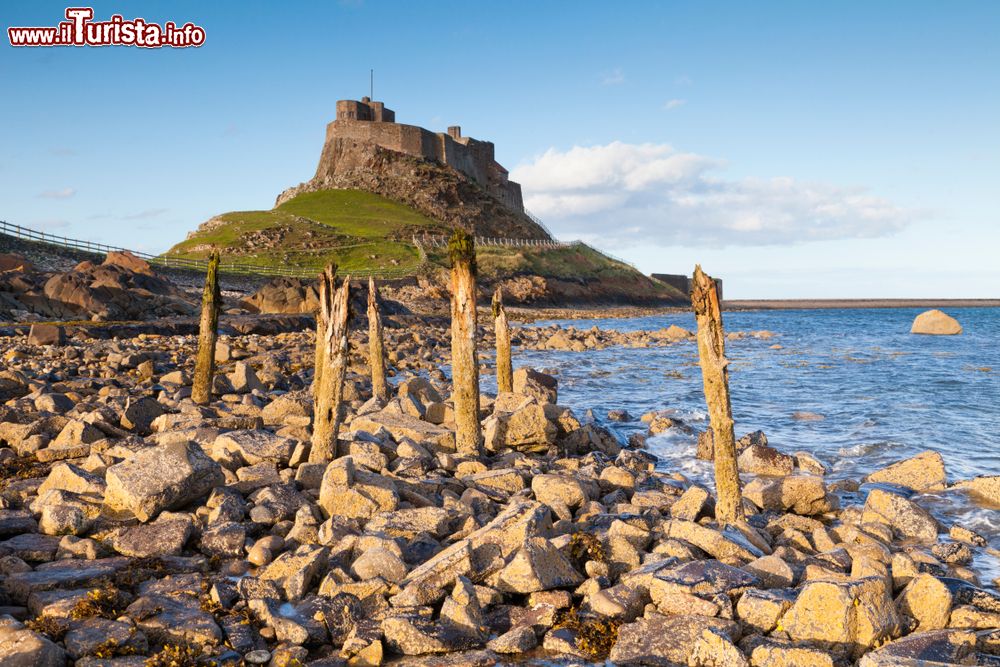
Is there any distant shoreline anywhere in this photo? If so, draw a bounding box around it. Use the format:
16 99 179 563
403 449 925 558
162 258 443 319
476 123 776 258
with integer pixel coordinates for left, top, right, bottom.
723 298 1000 310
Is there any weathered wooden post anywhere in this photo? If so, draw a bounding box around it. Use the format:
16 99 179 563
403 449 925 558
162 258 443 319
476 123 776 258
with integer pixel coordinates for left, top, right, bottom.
312 266 335 403
192 251 221 405
449 229 482 455
367 276 389 403
310 268 351 462
692 264 744 524
492 287 513 394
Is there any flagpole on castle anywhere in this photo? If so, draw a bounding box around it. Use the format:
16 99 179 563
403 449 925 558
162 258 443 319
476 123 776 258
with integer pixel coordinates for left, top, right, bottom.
370 69 373 99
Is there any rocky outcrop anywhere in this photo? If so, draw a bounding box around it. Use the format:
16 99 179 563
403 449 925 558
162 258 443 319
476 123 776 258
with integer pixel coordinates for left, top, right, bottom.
1 254 195 322
910 309 962 335
279 141 549 240
241 277 320 314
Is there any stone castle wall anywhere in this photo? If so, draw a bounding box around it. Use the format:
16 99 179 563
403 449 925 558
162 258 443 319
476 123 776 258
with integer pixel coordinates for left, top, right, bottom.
316 99 524 213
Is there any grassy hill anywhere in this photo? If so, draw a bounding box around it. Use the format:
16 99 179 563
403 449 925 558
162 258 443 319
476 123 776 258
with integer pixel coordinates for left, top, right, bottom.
166 190 448 274
167 187 686 303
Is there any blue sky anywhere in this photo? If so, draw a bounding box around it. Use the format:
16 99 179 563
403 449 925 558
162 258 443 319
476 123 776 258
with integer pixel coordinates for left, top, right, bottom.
2 1 997 298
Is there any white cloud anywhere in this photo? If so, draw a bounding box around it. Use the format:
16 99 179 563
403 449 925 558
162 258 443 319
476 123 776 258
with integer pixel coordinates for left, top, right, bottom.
601 68 625 85
663 99 687 110
37 187 76 199
512 142 912 247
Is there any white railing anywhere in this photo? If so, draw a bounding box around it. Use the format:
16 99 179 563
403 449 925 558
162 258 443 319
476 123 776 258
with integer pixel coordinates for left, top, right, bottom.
413 234 568 249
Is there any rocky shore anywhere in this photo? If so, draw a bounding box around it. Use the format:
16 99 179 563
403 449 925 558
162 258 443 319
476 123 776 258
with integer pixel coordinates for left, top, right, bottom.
1 285 1000 666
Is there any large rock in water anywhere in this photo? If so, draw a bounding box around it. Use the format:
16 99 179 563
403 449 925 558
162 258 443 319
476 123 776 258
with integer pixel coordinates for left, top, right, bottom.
953 475 1000 506
861 488 938 542
910 309 962 335
863 450 947 492
104 441 224 521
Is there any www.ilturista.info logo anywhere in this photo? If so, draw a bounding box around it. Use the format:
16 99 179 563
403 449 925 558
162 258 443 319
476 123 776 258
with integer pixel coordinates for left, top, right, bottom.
8 7 206 48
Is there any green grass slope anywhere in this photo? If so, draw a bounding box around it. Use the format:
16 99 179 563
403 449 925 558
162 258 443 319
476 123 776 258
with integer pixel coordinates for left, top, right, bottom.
166 189 448 273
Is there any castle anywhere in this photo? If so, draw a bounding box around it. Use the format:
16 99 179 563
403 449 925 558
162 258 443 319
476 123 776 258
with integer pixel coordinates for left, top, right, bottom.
318 97 525 213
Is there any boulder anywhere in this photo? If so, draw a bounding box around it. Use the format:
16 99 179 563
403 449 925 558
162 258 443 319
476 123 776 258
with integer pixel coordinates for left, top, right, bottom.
104 441 224 521
863 450 947 492
352 547 408 584
895 573 955 631
64 617 147 659
610 613 739 666
228 362 266 393
910 309 962 335
27 324 65 347
119 396 164 434
498 536 583 593
382 612 483 655
111 512 192 558
38 463 105 498
487 625 538 654
51 419 103 449
737 444 794 476
735 588 795 633
318 457 399 520
663 520 764 564
671 486 712 521
781 577 902 658
42 262 193 321
512 368 558 404
486 404 557 452
103 250 153 275
746 640 835 667
857 629 978 666
212 429 295 467
954 474 1000 506
398 377 443 406
688 628 748 667
352 409 455 451
0 253 34 272
126 594 223 647
742 475 836 515
0 621 66 667
861 488 938 542
649 559 761 603
392 499 552 607
261 394 311 425
531 474 588 509
259 544 329 600
242 277 319 314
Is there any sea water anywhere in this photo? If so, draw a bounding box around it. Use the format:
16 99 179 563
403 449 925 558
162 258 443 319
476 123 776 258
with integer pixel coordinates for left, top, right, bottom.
505 307 1000 581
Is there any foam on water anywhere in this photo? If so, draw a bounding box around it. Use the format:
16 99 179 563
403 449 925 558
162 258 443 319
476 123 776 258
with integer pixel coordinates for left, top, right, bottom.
512 306 1000 583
